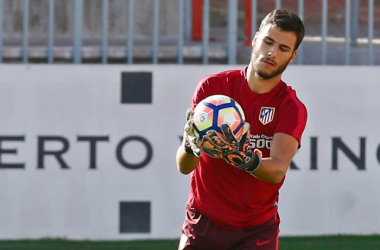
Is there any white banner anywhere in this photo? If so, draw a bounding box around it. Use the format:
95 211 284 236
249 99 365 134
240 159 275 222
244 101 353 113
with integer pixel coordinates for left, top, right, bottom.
0 65 379 240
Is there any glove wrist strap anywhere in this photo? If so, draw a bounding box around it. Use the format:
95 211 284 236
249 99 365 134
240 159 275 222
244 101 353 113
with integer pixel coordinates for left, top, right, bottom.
245 151 262 173
184 141 195 155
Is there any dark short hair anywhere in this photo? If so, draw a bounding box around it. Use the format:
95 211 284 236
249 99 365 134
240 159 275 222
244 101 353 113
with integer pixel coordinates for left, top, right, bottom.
259 8 305 50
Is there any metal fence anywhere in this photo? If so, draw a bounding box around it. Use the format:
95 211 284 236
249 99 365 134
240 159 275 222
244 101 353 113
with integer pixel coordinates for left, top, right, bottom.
0 0 377 65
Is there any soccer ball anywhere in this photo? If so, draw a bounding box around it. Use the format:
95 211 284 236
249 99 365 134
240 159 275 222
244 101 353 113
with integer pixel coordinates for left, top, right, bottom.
192 95 246 140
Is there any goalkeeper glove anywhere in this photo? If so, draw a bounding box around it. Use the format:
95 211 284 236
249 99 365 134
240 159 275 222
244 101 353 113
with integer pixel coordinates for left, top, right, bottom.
201 129 225 159
201 122 250 160
203 123 262 173
182 108 202 157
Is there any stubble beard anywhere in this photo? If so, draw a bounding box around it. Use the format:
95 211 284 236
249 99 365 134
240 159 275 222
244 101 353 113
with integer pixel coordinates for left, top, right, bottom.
251 49 291 80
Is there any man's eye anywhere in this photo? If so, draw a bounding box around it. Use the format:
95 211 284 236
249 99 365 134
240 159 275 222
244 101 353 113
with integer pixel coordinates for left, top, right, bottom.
280 47 290 52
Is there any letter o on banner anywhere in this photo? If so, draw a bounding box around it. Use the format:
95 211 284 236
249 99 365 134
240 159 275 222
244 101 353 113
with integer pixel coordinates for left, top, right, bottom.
116 136 153 169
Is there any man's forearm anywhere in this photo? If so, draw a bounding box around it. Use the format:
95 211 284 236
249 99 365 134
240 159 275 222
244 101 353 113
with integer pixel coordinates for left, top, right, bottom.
176 146 200 175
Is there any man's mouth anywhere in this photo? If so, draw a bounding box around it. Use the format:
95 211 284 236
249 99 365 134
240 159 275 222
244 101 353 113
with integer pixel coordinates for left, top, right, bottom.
261 58 275 66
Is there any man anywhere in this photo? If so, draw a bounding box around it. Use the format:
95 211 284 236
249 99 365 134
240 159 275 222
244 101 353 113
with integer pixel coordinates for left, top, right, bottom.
176 8 307 250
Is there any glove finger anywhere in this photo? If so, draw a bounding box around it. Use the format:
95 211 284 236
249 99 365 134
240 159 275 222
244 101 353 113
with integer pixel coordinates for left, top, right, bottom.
188 133 200 147
242 122 250 135
202 133 221 148
241 122 250 140
234 122 250 142
184 109 195 134
223 150 247 169
204 129 217 137
185 108 194 122
184 120 191 133
202 141 222 158
245 149 262 173
219 124 237 144
201 131 226 159
185 120 198 140
203 130 230 146
191 144 201 157
253 148 262 158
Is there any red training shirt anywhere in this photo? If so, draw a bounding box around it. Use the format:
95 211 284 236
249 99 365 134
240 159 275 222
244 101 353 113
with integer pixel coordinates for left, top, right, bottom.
187 67 308 230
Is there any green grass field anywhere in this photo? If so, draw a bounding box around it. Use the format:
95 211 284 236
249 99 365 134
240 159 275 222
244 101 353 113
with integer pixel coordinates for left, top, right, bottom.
0 236 379 250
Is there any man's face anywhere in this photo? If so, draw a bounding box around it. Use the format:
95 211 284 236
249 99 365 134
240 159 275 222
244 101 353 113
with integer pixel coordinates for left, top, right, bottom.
251 24 297 80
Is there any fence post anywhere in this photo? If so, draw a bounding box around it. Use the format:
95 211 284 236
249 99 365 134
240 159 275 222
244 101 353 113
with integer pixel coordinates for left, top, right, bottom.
350 0 359 46
152 0 159 64
47 0 55 64
344 0 351 65
321 0 327 65
73 0 83 64
101 0 109 64
177 0 184 64
227 0 237 64
367 0 374 65
127 0 134 64
202 0 209 64
22 0 29 64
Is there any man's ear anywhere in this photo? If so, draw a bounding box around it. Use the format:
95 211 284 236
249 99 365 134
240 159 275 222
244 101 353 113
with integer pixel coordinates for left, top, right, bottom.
289 50 298 64
251 31 259 47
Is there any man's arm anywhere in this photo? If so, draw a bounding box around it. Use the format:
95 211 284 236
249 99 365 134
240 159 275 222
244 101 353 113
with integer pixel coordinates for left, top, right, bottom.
176 135 201 175
252 132 299 184
176 108 202 175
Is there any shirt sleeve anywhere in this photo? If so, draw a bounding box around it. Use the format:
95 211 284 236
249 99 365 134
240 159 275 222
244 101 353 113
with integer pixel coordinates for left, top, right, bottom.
190 75 221 110
274 100 308 148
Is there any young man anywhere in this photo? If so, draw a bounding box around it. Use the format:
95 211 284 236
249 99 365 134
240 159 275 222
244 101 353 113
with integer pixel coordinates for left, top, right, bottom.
176 9 307 250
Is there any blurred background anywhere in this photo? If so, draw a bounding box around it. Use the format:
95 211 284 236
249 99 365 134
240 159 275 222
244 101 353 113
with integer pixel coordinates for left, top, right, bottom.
1 0 380 248
1 0 379 65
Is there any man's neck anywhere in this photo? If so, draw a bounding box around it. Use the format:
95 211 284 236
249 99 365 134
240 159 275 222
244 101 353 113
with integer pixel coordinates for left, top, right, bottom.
246 63 282 94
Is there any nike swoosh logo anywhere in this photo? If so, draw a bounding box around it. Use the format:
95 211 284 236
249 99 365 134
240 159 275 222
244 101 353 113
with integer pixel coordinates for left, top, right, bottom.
256 240 271 246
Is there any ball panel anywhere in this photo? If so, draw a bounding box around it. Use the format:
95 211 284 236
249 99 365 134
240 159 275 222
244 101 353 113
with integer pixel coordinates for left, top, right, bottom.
236 104 245 120
192 95 245 140
232 125 244 140
217 107 241 131
193 106 214 132
203 95 232 106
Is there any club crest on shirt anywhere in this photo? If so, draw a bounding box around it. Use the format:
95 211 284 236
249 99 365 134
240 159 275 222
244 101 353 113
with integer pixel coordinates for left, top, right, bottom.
259 107 275 125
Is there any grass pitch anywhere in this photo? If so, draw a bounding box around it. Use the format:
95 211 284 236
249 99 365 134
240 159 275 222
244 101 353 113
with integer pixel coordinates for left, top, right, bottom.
0 235 379 249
